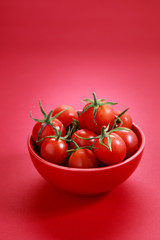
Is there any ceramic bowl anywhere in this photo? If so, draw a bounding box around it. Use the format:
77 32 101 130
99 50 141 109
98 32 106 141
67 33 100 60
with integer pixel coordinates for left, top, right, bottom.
27 123 145 196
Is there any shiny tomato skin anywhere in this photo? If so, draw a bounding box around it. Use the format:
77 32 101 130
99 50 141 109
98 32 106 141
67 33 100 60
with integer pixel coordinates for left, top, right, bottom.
113 128 139 158
94 133 127 165
51 105 78 128
70 129 97 149
40 138 68 164
78 112 86 129
32 119 66 147
81 102 115 134
115 111 132 129
68 149 98 168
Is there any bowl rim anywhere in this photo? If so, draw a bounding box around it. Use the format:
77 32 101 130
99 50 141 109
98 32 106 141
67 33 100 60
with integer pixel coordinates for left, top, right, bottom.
27 123 145 172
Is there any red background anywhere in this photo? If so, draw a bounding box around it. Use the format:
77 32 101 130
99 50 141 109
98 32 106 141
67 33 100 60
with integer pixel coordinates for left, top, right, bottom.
1 0 160 239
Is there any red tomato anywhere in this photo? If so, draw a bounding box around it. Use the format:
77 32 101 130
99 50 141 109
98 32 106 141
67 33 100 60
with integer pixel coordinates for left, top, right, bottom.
68 149 98 168
40 138 68 164
94 133 127 165
115 111 132 129
70 129 97 149
78 111 86 129
81 101 115 134
113 128 139 158
32 118 66 147
52 105 78 128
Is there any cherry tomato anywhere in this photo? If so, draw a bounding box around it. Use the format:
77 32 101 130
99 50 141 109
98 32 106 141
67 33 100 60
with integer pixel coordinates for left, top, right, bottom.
78 111 86 129
81 101 115 134
113 128 139 158
94 133 127 165
115 111 132 129
40 138 68 164
32 118 66 147
52 105 78 128
68 149 98 168
70 129 97 149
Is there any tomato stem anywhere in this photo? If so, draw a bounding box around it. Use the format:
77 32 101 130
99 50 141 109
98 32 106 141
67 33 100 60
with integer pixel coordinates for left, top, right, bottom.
81 92 118 126
72 140 80 149
45 110 54 122
108 127 130 134
37 122 48 140
93 92 98 106
50 108 69 121
30 101 69 141
56 125 63 140
39 100 47 118
67 141 96 153
101 126 109 138
74 134 100 140
111 108 129 129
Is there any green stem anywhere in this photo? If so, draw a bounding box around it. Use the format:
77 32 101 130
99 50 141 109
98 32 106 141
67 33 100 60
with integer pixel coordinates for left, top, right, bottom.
50 108 69 121
37 122 47 140
39 100 47 118
31 101 70 141
101 126 108 138
93 92 98 106
74 134 100 140
56 125 63 140
118 108 129 118
72 140 80 149
45 110 53 122
47 123 59 138
108 127 130 134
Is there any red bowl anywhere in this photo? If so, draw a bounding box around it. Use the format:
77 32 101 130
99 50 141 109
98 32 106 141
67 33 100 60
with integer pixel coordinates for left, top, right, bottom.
27 123 145 196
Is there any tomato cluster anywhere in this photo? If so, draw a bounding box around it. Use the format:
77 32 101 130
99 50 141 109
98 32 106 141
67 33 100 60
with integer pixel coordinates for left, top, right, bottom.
30 93 139 168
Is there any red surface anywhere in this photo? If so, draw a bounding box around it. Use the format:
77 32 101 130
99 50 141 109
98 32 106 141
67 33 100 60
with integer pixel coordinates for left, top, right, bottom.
1 0 160 239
